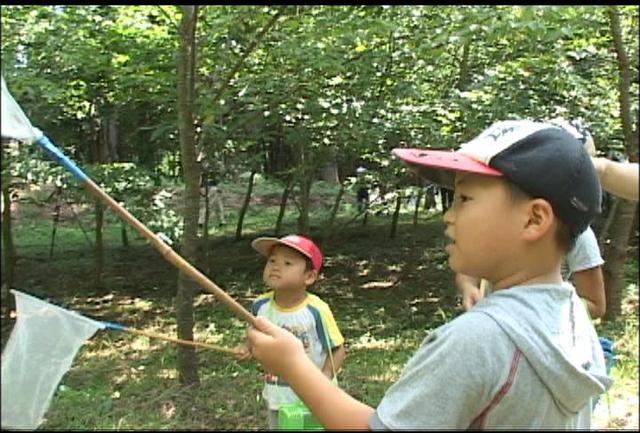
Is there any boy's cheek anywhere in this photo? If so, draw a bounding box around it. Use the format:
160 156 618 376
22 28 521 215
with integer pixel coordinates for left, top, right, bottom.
447 257 459 273
446 253 467 275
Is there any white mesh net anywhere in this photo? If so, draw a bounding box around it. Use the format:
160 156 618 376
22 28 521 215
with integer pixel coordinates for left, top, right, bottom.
1 76 41 143
1 290 105 430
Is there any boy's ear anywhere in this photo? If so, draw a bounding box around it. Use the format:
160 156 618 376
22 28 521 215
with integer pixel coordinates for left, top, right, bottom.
304 269 319 286
521 199 555 242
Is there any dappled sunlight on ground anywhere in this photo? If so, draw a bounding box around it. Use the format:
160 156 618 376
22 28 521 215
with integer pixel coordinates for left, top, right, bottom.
349 331 413 351
360 279 398 290
157 368 179 379
366 368 403 384
593 377 639 430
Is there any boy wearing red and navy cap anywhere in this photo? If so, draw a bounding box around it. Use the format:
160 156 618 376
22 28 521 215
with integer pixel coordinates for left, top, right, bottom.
245 120 611 430
234 234 346 430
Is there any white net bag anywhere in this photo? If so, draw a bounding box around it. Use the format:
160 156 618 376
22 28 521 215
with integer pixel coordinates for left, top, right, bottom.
1 76 41 143
1 290 105 429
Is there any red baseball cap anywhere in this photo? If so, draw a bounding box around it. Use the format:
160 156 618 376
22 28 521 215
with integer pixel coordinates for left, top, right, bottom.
251 235 323 271
391 148 502 189
392 120 602 237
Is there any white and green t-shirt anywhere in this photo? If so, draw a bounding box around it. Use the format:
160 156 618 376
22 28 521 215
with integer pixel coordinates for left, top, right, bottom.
251 291 344 410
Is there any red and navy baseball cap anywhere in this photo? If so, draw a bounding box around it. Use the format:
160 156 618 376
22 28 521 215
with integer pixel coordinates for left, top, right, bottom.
392 120 602 237
251 234 323 271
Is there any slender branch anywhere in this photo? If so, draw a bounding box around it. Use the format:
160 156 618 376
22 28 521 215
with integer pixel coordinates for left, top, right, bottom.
608 6 638 161
123 327 236 354
207 6 286 112
157 6 179 33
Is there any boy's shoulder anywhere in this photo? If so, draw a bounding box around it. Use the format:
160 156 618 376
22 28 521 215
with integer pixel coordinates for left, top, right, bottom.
467 283 582 346
402 312 516 386
437 309 509 343
306 292 332 310
251 291 274 309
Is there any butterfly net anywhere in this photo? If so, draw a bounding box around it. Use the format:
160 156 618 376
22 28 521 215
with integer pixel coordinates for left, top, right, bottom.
1 76 40 143
1 290 105 429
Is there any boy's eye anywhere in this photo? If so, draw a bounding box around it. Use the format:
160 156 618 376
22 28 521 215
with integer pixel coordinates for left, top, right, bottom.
455 194 471 204
284 261 292 266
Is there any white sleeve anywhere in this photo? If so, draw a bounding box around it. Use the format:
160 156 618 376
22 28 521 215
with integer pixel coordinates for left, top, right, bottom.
566 227 604 274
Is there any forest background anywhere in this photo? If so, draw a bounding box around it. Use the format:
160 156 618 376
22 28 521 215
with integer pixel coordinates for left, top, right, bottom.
1 5 638 429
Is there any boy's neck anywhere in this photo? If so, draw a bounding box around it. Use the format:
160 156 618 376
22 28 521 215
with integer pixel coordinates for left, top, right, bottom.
487 235 565 291
273 288 308 309
492 261 563 291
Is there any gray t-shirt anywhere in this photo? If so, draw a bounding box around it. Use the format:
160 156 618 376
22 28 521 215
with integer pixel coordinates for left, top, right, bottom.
370 284 611 429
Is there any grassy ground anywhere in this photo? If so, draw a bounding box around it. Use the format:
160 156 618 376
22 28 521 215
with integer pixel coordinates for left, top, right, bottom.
1 179 638 430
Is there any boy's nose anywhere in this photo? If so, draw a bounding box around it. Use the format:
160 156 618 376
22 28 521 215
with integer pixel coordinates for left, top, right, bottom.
269 262 281 271
443 207 454 225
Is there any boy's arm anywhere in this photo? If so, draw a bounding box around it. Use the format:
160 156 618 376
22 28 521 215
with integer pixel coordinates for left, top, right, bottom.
592 157 639 201
573 266 606 318
321 345 347 379
248 317 374 430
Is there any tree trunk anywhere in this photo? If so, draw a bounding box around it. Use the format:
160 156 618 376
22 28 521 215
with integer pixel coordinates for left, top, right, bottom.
49 186 62 259
120 222 129 248
598 197 620 248
609 7 639 158
602 199 637 321
275 175 293 237
319 160 339 183
200 182 212 274
440 187 453 213
235 170 256 241
91 113 120 284
201 182 210 235
297 172 313 236
326 181 346 230
2 185 16 317
101 117 119 162
412 187 423 228
602 6 639 322
94 200 104 289
390 192 402 239
90 121 107 289
175 4 200 386
630 205 639 245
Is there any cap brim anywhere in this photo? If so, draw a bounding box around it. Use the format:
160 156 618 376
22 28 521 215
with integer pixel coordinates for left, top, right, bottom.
251 237 314 264
251 238 279 258
392 148 503 189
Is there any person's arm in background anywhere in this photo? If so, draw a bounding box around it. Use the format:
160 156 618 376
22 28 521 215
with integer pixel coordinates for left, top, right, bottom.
322 345 347 379
317 303 347 380
592 157 639 201
565 227 606 319
573 266 606 318
455 273 484 311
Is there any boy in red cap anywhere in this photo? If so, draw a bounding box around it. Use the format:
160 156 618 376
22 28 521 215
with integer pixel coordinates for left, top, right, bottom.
234 234 346 430
245 120 611 429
